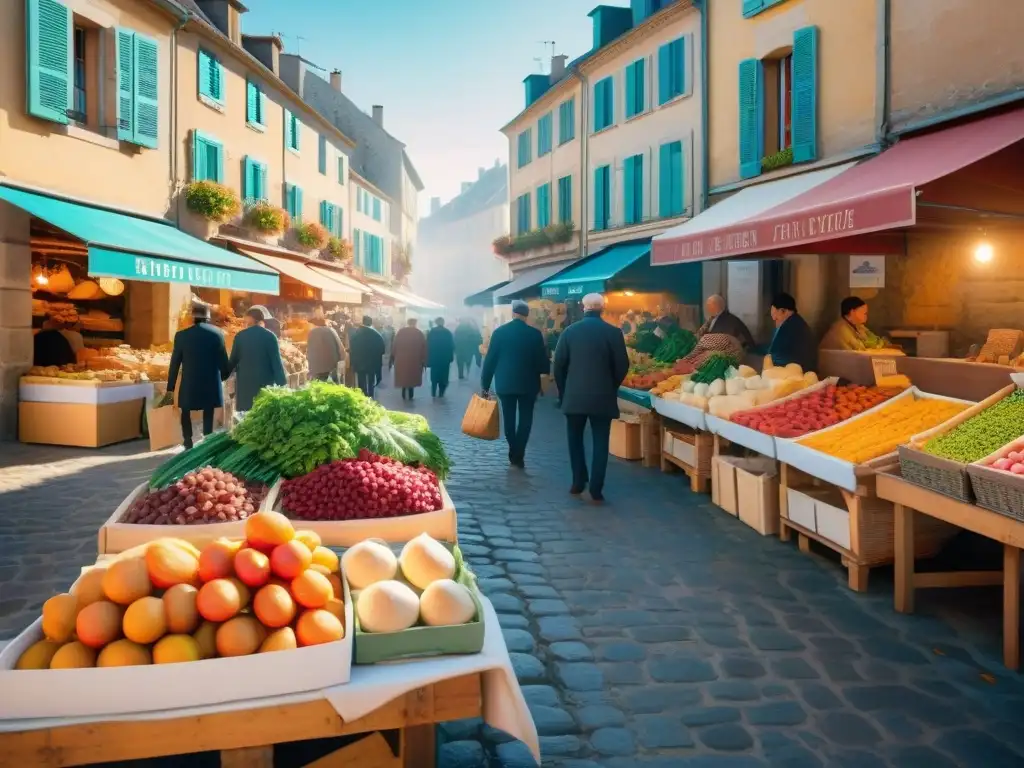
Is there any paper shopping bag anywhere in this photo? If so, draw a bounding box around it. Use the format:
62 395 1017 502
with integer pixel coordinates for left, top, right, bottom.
148 405 183 451
461 394 500 440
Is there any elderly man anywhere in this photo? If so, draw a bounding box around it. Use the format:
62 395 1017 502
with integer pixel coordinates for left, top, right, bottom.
553 293 629 502
481 300 550 468
697 295 755 349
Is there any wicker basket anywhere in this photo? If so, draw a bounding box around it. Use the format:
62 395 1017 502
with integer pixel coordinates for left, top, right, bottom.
967 436 1024 522
852 491 958 566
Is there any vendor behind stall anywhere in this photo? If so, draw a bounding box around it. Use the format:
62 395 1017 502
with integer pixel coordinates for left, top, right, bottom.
819 296 890 352
33 320 76 367
697 295 754 350
768 292 816 372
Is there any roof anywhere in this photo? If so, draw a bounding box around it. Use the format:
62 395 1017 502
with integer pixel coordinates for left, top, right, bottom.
500 55 589 133
403 151 425 192
349 169 391 202
420 164 508 228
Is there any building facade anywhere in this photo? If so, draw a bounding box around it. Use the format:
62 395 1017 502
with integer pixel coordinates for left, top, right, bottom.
349 172 392 280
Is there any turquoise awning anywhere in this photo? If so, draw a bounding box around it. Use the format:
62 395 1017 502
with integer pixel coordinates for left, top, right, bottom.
540 240 651 300
0 185 279 294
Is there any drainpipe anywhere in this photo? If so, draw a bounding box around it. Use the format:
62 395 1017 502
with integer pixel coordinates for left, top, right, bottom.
579 70 589 261
875 0 892 145
697 0 709 213
169 10 189 226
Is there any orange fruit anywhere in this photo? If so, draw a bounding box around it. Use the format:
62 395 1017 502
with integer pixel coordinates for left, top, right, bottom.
253 584 296 628
270 540 312 580
294 530 321 552
198 539 243 582
76 600 124 649
123 596 167 644
153 634 202 664
145 540 200 589
216 615 265 657
196 578 244 622
291 570 333 609
311 546 339 572
259 626 298 653
234 548 271 588
244 511 294 554
296 609 344 646
163 584 200 634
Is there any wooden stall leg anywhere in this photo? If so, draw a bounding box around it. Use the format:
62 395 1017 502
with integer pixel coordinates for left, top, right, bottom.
847 564 870 593
221 746 273 768
798 534 810 553
779 520 792 543
304 733 398 768
1004 545 1021 671
402 724 437 768
894 503 916 614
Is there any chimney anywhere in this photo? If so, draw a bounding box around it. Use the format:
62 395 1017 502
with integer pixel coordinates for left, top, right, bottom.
195 0 244 45
430 197 441 215
478 167 486 180
372 105 384 127
461 182 473 194
330 70 342 91
550 54 568 83
241 35 281 76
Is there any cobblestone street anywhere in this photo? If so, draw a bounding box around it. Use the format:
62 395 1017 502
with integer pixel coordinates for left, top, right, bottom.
3 378 1024 766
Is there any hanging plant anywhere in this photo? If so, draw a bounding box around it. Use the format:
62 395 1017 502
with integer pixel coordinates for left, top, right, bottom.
295 221 329 249
492 234 513 256
392 242 412 278
325 237 351 261
243 201 289 235
185 181 241 222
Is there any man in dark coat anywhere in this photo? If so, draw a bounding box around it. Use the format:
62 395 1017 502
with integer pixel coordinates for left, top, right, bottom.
453 319 483 379
553 293 629 503
349 315 386 398
767 292 817 374
698 295 755 350
481 301 549 468
426 317 456 397
167 303 230 449
227 307 287 412
250 305 282 338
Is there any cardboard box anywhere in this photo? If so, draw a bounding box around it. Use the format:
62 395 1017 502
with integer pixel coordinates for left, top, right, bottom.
662 430 675 456
814 493 851 549
0 555 353 719
736 462 780 536
670 432 696 466
19 399 144 448
714 456 740 516
785 487 819 531
610 419 642 460
711 456 722 507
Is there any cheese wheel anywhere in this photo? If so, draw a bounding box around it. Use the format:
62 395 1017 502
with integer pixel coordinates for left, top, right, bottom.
341 540 397 590
419 579 476 627
356 580 419 633
399 533 456 590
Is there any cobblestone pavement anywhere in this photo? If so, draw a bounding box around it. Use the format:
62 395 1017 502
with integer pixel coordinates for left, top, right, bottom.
2 377 1024 766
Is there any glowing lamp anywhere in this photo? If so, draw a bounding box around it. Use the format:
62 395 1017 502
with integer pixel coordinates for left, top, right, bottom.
974 242 994 264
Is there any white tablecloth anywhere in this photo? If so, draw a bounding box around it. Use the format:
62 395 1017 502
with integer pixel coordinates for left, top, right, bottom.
0 599 540 763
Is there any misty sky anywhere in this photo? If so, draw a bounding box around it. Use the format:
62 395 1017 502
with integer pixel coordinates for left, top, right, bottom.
242 0 611 210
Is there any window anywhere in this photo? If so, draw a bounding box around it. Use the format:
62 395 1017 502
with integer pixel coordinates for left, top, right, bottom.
111 28 159 147
197 49 224 106
624 154 643 225
515 192 531 235
538 113 553 156
71 26 86 123
517 129 532 168
593 165 610 231
318 134 327 175
245 79 266 128
242 156 267 203
320 201 342 237
192 130 224 183
337 155 347 185
657 37 686 105
625 58 645 119
557 175 572 224
558 99 575 145
762 53 794 156
354 228 362 266
592 77 614 132
372 196 382 222
658 140 684 218
536 183 551 229
284 109 300 152
362 232 384 274
284 183 303 221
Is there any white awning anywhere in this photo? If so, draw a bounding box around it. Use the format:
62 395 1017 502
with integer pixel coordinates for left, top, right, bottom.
238 249 364 304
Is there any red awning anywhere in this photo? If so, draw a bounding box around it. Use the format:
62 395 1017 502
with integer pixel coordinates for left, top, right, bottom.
652 107 1024 264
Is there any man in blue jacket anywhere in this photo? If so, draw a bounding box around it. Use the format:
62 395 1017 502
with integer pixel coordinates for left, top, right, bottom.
167 303 230 449
554 293 629 502
227 307 288 412
481 301 550 468
767 292 817 374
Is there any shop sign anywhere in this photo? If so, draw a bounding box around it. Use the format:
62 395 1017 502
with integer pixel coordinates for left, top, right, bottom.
566 284 584 296
651 186 915 265
88 247 280 294
849 255 885 288
541 285 561 298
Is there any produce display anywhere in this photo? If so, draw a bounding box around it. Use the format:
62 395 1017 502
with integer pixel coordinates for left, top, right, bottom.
232 382 450 479
690 353 738 384
650 375 687 396
26 365 138 383
15 512 345 670
798 395 969 464
627 331 661 356
149 432 280 489
652 329 697 364
664 359 818 417
623 363 672 390
990 449 1024 475
730 384 902 438
281 450 443 521
922 389 1024 463
279 339 308 375
344 535 478 633
121 468 269 525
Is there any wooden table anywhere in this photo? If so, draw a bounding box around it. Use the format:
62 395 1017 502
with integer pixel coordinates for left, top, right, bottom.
0 673 481 767
875 472 1023 670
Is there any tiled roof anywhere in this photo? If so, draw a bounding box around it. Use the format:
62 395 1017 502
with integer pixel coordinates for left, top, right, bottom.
420 165 507 228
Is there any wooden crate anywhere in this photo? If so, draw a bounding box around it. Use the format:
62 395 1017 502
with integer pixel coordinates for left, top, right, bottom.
640 411 662 468
659 420 713 494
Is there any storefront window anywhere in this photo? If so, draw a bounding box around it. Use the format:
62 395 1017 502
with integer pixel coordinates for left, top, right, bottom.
779 53 793 151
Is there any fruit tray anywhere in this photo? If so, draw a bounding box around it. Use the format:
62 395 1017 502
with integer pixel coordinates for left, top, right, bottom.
652 396 706 431
273 483 457 547
776 388 972 493
346 544 484 665
0 557 353 720
967 436 1024 522
97 480 281 555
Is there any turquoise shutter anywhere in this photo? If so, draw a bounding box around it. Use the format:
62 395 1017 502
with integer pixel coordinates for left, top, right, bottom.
659 141 683 217
284 183 293 216
258 90 267 126
192 132 207 181
243 157 254 202
319 200 328 229
197 50 210 99
593 167 605 230
284 109 293 149
791 25 819 163
524 192 531 232
115 29 134 140
211 57 222 102
132 34 159 148
743 0 763 16
26 0 72 124
657 43 670 105
258 163 268 201
373 197 381 221
318 135 327 174
738 58 764 179
593 81 603 132
625 64 636 120
246 81 257 123
295 187 303 221
624 157 635 224
674 38 686 97
212 140 224 183
337 206 344 237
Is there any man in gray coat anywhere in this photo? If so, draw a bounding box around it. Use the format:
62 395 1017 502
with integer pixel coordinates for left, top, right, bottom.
553 293 629 502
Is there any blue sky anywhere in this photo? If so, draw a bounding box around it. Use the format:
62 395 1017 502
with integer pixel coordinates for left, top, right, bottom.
243 0 617 210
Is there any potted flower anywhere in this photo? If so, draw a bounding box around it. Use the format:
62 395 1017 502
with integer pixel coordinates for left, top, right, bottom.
324 237 352 262
243 201 289 238
182 181 240 239
295 221 329 251
492 234 513 256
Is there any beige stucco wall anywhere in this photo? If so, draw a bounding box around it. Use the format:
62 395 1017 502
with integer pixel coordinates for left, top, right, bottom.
708 0 879 189
889 0 1024 131
282 113 351 237
583 7 703 242
0 0 176 215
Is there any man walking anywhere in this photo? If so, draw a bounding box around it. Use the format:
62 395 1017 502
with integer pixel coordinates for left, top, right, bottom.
349 315 386 398
228 307 288 412
167 303 230 449
427 317 455 397
481 301 549 468
553 293 629 502
306 316 346 382
391 318 428 401
454 319 483 380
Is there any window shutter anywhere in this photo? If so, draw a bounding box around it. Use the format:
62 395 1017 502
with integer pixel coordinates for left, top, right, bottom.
284 109 293 149
657 43 670 106
624 156 635 224
192 131 206 181
318 135 327 174
246 80 257 123
625 65 636 120
675 141 685 215
593 81 603 132
373 197 381 221
743 0 764 16
211 57 222 102
791 25 819 163
524 192 531 232
294 187 303 221
319 200 328 229
258 90 267 126
197 51 210 98
676 38 687 97
593 167 606 230
26 0 72 124
243 157 254 202
210 139 224 183
738 58 764 179
258 163 268 201
115 29 134 140
284 183 293 216
132 34 159 148
337 206 343 237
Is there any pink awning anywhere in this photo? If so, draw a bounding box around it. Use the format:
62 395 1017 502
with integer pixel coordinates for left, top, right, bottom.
652 107 1024 264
